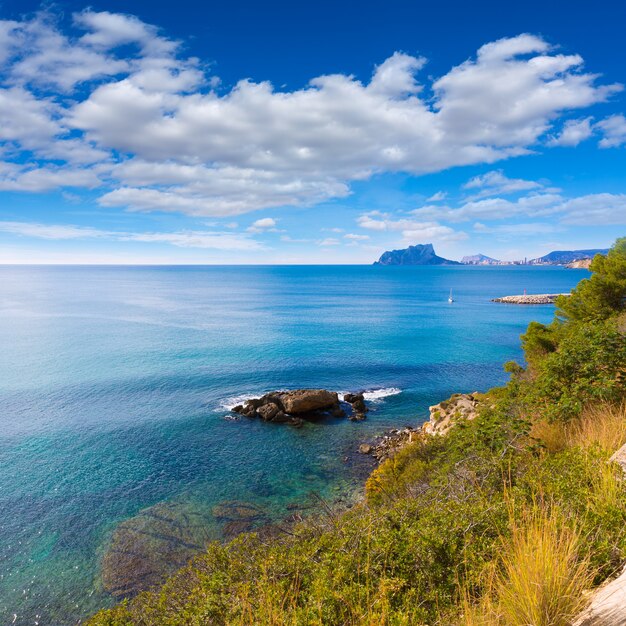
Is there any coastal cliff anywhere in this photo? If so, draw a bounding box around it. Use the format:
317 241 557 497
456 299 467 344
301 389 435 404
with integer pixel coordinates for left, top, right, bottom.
89 237 626 626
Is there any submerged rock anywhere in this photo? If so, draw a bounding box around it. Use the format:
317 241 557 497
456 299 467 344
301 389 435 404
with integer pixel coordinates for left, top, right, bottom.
211 500 266 522
101 501 214 599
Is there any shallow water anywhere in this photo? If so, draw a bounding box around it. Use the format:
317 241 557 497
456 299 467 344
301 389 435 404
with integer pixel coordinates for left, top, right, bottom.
0 265 587 625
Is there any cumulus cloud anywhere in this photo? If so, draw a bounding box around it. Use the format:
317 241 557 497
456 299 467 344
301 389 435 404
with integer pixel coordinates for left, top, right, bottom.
411 193 563 222
357 212 467 242
0 12 622 216
597 114 626 148
547 117 594 147
0 163 101 191
408 188 626 228
247 217 279 232
463 170 544 198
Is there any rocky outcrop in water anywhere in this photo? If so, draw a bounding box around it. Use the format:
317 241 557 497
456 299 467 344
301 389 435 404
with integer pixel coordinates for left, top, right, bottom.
344 392 368 420
232 389 371 423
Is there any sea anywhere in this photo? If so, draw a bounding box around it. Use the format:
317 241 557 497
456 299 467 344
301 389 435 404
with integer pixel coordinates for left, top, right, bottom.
0 264 588 625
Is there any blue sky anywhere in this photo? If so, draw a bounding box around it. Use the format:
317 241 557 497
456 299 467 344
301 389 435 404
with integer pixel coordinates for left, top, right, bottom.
0 0 625 264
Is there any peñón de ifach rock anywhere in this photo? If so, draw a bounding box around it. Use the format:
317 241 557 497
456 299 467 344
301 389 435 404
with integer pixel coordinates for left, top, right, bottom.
373 243 460 266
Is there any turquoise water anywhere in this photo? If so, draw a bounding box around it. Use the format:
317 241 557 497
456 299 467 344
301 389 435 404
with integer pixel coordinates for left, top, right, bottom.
0 265 587 625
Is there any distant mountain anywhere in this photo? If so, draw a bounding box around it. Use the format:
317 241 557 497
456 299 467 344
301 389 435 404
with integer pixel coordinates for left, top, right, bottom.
461 253 500 265
374 243 460 266
530 249 609 265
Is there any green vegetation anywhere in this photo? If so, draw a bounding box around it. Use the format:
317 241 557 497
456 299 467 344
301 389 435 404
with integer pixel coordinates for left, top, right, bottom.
89 239 626 626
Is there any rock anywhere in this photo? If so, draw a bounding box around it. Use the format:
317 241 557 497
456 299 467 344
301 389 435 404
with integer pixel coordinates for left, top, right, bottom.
257 402 280 421
241 404 257 417
369 427 421 461
359 444 372 454
349 413 367 421
101 501 214 599
331 406 346 418
222 519 256 540
229 388 368 426
423 393 479 436
271 410 290 423
211 500 265 522
344 392 368 415
280 389 339 414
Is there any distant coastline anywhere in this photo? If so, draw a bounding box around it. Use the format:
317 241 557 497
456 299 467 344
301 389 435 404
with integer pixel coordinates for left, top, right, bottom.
373 242 608 267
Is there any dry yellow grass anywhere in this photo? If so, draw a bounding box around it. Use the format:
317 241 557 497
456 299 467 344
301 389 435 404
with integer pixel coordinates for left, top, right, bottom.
531 403 626 455
461 507 595 626
566 403 626 452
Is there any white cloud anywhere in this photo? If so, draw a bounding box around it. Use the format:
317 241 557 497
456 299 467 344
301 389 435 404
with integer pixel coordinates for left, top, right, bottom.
547 117 594 147
463 169 543 198
558 193 626 224
413 189 626 227
0 13 621 217
357 212 467 242
0 162 101 191
597 114 626 148
344 233 370 240
427 191 447 202
411 193 563 222
121 230 263 250
473 222 560 235
401 224 468 242
0 220 264 250
0 220 106 239
318 237 340 246
247 217 278 232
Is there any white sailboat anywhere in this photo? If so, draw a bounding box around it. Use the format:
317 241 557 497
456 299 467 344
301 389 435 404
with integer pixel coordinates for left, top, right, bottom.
448 289 454 303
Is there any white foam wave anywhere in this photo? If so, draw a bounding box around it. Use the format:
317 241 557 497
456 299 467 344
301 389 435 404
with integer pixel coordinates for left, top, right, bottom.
218 387 402 411
217 394 258 411
362 387 402 402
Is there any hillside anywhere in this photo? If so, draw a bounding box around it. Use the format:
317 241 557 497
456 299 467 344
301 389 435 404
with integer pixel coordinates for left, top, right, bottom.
461 253 500 265
90 238 626 626
531 248 609 264
374 243 460 265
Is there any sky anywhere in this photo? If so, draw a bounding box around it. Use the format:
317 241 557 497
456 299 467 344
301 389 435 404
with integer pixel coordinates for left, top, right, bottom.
0 0 625 264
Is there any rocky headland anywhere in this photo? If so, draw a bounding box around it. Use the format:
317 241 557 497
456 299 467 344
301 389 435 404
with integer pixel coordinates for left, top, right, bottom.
566 258 593 269
231 388 369 424
360 392 480 462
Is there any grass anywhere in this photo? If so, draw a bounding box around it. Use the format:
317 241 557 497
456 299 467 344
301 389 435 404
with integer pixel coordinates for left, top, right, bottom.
531 402 626 455
461 508 594 626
